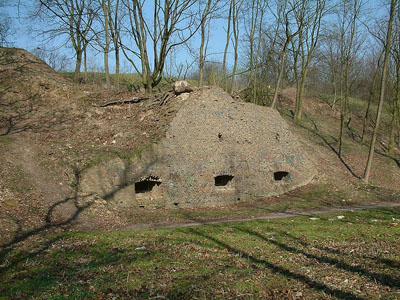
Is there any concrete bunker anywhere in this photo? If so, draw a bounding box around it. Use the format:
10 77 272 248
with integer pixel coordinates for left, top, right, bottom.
79 87 315 208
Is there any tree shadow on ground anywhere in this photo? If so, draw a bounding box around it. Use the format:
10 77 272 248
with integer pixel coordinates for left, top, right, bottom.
268 209 400 271
0 157 157 274
0 88 72 137
329 113 400 170
233 225 400 289
187 227 366 300
375 142 400 168
0 167 92 274
298 114 361 179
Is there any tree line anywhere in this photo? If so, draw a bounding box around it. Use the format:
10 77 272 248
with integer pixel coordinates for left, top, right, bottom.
2 0 400 182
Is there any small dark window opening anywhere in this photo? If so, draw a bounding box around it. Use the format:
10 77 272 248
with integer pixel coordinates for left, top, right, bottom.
274 171 289 181
215 175 234 186
135 176 162 194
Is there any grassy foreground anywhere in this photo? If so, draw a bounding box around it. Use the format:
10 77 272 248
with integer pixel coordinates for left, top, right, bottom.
1 208 400 300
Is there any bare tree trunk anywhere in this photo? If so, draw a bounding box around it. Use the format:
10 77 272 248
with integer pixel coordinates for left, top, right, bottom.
74 50 83 83
339 101 345 157
199 24 205 86
101 0 111 90
104 50 111 90
388 24 400 154
338 0 361 158
113 0 120 75
271 49 287 109
229 0 242 94
199 0 212 87
388 73 400 155
294 68 308 121
247 0 259 103
363 0 397 183
339 65 351 158
330 53 339 110
107 0 120 88
388 110 397 155
115 47 119 74
331 73 337 109
293 0 326 122
361 50 384 144
84 47 88 83
222 0 233 91
114 44 120 90
253 7 264 105
338 57 345 157
271 1 301 109
361 93 372 144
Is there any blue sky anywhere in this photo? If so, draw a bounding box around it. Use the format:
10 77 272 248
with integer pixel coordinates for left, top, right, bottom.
1 1 233 74
1 0 390 74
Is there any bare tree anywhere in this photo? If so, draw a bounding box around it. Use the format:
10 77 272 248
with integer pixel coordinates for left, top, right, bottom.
335 0 364 158
198 0 218 87
255 2 284 105
108 0 121 75
291 0 326 122
361 48 384 144
31 46 72 72
120 0 202 93
37 0 97 82
93 0 112 90
0 14 13 47
222 0 233 91
244 0 267 103
228 0 244 93
320 27 341 109
387 7 400 154
271 0 302 109
97 0 122 88
363 0 398 182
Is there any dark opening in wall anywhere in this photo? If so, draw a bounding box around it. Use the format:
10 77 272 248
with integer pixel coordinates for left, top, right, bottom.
215 175 234 186
135 176 162 194
274 171 289 181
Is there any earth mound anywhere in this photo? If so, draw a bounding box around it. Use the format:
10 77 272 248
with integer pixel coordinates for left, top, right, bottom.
0 47 72 135
0 47 70 99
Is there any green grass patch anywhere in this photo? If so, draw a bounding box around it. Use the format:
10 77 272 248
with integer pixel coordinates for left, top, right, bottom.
319 93 392 121
2 207 400 299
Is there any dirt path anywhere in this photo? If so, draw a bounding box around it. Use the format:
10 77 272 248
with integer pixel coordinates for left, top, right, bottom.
121 202 400 231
